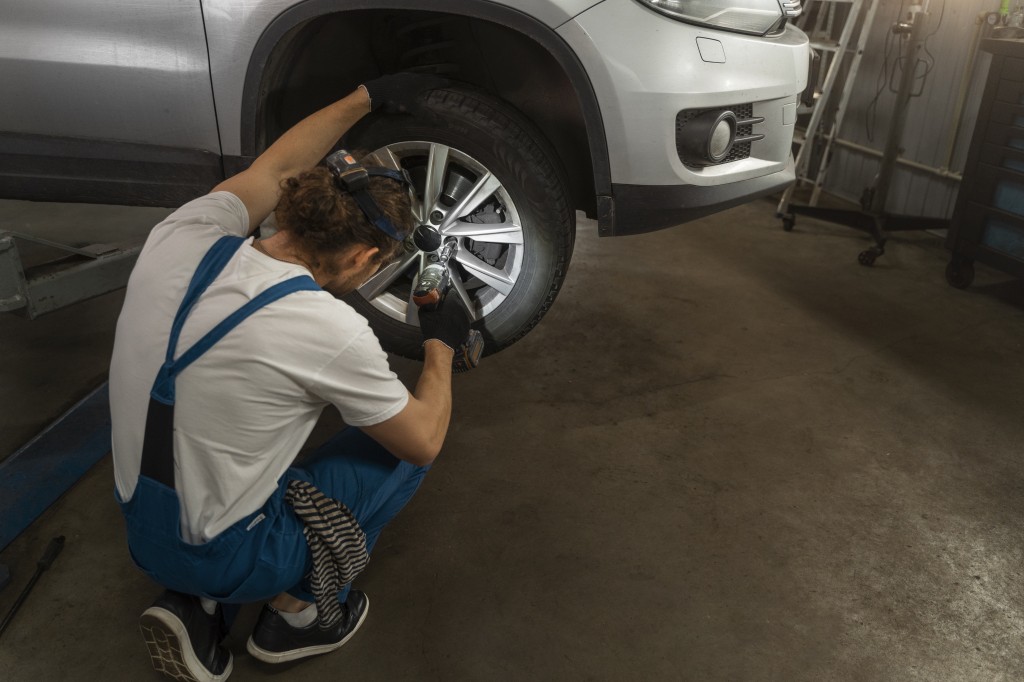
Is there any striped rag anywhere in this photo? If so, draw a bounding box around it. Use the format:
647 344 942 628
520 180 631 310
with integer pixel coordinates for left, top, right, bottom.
284 479 369 629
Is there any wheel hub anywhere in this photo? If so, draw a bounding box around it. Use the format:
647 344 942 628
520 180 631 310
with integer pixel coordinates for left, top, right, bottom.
412 224 443 253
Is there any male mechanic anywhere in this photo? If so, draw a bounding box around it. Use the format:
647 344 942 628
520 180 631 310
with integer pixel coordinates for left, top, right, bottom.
109 75 468 681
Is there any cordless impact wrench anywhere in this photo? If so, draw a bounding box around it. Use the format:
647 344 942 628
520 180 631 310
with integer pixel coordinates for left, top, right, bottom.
412 241 484 373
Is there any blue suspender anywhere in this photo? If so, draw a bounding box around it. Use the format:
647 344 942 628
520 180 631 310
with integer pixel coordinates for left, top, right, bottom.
139 235 321 488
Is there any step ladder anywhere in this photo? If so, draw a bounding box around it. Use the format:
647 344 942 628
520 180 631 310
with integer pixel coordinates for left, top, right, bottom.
777 0 881 219
775 2 949 267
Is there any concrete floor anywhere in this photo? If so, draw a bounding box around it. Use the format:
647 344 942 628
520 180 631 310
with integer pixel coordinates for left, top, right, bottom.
2 197 1023 681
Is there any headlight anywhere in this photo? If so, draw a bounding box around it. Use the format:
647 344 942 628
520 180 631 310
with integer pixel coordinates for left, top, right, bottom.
636 0 789 36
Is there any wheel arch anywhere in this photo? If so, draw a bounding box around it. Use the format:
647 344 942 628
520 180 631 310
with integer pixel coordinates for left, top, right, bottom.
238 1 610 217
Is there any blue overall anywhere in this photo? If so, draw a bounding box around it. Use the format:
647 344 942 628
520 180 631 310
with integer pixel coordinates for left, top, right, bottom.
118 235 429 605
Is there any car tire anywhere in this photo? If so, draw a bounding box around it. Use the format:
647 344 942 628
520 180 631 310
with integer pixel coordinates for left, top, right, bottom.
342 87 574 359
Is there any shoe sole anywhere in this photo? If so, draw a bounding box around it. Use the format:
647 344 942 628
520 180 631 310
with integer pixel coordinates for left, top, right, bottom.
245 596 370 664
139 606 233 682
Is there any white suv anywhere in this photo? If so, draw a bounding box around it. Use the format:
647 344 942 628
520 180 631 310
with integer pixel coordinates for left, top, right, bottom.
0 0 808 354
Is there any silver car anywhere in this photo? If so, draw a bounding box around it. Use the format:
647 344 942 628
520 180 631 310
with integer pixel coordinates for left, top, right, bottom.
0 0 808 354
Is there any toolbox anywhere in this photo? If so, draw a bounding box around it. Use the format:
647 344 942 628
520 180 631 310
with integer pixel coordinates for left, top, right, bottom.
945 37 1024 288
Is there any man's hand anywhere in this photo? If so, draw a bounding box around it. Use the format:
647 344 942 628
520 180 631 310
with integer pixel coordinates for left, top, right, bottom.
361 73 452 114
361 337 456 467
212 88 371 230
360 292 470 467
419 296 471 352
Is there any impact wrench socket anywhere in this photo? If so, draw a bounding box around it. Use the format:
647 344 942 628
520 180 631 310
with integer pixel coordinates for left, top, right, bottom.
413 256 483 374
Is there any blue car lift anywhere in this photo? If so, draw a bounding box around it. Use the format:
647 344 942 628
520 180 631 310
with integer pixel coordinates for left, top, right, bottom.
1 229 141 588
0 383 113 590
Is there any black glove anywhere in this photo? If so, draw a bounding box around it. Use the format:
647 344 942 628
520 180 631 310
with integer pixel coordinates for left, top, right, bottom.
361 73 452 113
419 296 471 352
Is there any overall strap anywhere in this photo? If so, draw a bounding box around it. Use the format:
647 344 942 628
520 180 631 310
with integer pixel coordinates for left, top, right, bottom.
151 275 321 405
166 235 247 366
139 235 320 489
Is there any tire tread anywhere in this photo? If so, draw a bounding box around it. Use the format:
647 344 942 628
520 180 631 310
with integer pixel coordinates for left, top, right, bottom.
421 88 574 351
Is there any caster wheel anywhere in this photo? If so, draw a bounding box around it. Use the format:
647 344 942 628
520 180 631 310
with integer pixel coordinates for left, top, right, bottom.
858 249 877 267
781 215 795 232
945 259 974 289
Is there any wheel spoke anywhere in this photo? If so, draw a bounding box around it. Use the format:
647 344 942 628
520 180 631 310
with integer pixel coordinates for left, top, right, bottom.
364 147 403 172
411 195 426 226
443 220 523 245
447 265 479 322
439 173 502 231
404 273 421 325
454 249 514 296
423 144 450 216
358 250 419 300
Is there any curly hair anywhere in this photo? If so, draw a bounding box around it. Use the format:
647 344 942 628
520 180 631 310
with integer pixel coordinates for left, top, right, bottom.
274 165 412 272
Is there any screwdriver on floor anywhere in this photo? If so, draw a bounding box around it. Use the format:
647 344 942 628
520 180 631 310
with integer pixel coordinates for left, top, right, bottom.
0 536 65 639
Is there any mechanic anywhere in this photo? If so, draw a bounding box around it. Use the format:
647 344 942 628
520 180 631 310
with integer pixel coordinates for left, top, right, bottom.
109 74 468 681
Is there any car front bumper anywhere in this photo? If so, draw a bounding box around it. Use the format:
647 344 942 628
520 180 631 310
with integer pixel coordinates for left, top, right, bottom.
559 0 809 235
599 155 795 236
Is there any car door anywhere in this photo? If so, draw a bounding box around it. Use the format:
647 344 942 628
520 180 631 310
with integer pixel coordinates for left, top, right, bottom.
0 0 223 206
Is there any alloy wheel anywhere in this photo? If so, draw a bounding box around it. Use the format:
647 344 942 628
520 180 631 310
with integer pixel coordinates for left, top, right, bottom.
357 141 525 324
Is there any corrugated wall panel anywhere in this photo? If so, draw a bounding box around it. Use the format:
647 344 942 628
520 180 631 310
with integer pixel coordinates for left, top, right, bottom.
822 0 999 217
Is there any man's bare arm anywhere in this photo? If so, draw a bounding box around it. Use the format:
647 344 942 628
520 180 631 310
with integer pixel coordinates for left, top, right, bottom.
212 88 371 231
361 341 454 467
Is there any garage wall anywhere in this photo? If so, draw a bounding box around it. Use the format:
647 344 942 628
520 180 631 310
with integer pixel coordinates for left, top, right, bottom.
822 0 1002 218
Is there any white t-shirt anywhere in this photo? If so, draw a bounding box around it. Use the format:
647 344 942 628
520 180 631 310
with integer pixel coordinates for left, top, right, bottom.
110 192 409 543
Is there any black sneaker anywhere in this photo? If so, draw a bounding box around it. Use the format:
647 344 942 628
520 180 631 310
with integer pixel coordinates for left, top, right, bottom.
139 590 233 682
246 591 369 664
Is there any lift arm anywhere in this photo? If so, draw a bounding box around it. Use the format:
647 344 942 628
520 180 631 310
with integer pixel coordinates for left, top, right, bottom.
0 232 141 318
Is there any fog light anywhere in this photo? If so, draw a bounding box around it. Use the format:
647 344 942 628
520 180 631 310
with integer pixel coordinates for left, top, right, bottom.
709 117 735 160
677 110 737 166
